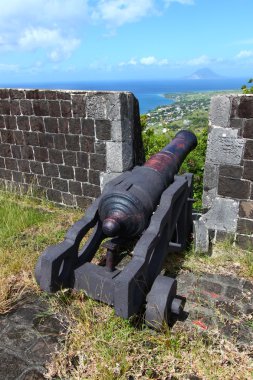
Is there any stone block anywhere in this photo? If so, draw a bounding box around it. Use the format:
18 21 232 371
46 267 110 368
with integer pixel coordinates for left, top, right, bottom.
244 140 253 159
38 133 54 148
52 178 68 192
23 131 39 146
44 118 58 133
33 100 49 116
18 159 30 173
45 90 57 100
23 172 36 185
5 158 18 171
82 183 101 198
80 136 95 153
236 234 253 250
59 165 74 179
219 165 243 179
238 96 253 118
239 200 253 219
54 134 66 150
106 141 122 172
86 94 106 119
77 152 88 168
37 175 52 188
0 89 9 98
58 118 69 134
89 153 106 171
202 197 239 233
0 100 10 115
20 100 33 115
10 89 25 99
76 196 92 209
82 119 95 136
66 135 80 151
0 168 12 180
0 144 12 157
237 218 253 234
243 160 253 181
69 181 82 196
243 119 253 138
72 94 86 117
230 118 244 129
62 193 76 206
30 117 45 132
57 91 71 100
17 116 30 131
218 177 250 199
193 219 210 253
30 161 43 175
34 147 49 162
26 90 45 99
105 93 122 121
99 172 120 190
88 169 100 185
1 130 14 144
205 127 243 165
47 189 62 203
0 157 4 168
95 142 106 155
209 95 231 128
12 170 22 182
21 146 34 160
48 101 61 117
0 116 5 129
10 100 21 116
49 149 63 164
43 163 59 177
61 101 72 117
63 151 76 166
13 130 24 145
95 120 112 140
69 119 81 134
11 145 21 159
5 115 17 130
75 167 88 182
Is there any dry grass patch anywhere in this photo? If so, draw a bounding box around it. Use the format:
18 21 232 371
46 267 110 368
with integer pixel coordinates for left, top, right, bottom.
0 190 82 313
44 290 253 380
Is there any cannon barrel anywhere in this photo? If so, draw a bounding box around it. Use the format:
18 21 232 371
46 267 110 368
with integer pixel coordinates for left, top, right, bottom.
99 130 197 238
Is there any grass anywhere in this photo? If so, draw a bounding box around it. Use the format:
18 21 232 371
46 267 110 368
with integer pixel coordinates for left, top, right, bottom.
0 190 252 379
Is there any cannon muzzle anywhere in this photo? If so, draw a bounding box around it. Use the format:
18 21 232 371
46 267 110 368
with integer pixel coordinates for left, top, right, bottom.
99 130 197 238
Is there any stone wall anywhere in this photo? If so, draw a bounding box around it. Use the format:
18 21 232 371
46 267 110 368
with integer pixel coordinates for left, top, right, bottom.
195 94 253 252
0 89 144 208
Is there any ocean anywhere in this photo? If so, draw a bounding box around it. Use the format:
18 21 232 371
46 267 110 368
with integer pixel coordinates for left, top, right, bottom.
2 78 245 114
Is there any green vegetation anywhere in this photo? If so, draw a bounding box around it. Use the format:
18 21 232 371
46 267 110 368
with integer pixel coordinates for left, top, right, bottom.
142 114 208 210
242 78 253 94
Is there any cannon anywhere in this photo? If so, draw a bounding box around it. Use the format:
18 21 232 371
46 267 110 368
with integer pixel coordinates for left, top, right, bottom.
35 130 197 329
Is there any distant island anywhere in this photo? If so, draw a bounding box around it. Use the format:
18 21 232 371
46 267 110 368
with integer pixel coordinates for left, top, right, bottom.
184 68 223 80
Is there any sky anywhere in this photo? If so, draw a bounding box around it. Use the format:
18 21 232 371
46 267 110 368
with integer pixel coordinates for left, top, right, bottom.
0 0 253 84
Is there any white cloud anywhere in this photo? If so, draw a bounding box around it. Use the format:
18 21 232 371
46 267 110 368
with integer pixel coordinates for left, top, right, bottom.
91 0 155 28
18 27 80 62
0 0 86 61
163 0 194 7
140 56 157 65
236 50 253 59
187 55 210 66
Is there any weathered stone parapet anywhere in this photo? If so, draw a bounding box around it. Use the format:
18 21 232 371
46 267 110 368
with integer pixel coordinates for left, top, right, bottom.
0 89 144 207
195 94 253 252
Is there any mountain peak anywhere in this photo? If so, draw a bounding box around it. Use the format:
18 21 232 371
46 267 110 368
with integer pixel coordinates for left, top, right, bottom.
185 68 222 80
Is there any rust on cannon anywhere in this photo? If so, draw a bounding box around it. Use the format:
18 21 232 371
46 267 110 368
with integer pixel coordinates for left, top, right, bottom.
99 130 197 238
